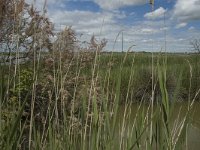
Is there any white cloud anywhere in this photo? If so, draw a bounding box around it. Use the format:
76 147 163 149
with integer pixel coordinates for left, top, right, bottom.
173 0 200 21
160 27 169 31
94 0 146 10
175 22 187 29
189 26 195 30
129 12 135 16
144 7 167 20
48 10 118 34
141 28 158 34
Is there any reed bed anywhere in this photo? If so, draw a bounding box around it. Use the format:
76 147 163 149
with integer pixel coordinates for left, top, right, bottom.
1 1 200 150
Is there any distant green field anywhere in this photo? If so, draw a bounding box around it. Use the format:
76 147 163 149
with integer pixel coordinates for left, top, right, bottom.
96 52 200 102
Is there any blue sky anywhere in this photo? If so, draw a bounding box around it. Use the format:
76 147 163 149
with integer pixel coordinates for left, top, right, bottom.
26 0 200 52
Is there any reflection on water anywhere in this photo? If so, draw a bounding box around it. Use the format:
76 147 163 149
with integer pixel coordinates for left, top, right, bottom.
117 102 200 150
187 125 200 150
182 102 200 150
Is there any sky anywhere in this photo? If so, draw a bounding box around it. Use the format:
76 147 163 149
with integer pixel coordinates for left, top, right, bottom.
25 0 200 52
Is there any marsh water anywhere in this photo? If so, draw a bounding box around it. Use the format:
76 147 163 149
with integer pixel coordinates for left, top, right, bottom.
117 102 200 150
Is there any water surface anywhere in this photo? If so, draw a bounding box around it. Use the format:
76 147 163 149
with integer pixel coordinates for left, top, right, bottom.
117 102 200 150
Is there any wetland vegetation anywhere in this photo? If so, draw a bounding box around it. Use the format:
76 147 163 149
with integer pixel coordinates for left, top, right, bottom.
1 0 200 149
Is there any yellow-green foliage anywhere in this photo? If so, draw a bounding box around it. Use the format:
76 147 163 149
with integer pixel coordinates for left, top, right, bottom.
10 69 33 95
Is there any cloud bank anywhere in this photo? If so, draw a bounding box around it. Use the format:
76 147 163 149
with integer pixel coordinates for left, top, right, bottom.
94 0 147 10
24 0 200 52
173 0 200 21
144 7 167 20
